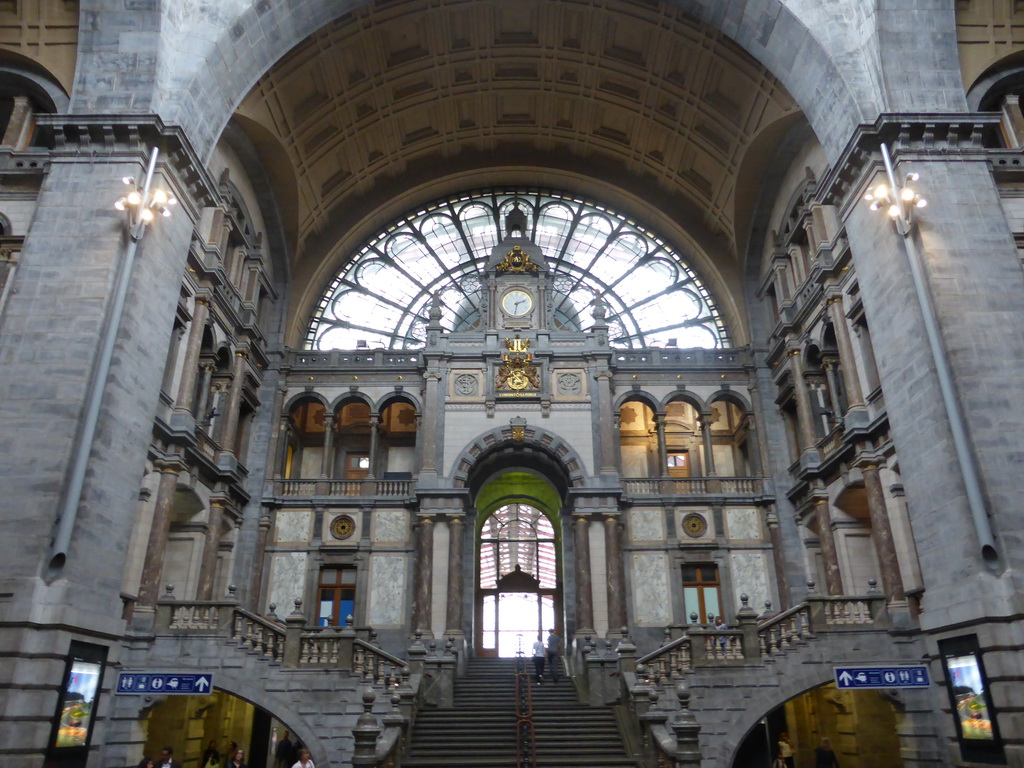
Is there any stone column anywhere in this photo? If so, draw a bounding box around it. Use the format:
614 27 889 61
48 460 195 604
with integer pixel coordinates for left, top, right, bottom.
594 370 618 475
194 362 215 425
699 410 716 476
195 500 225 600
445 516 466 635
419 373 441 473
826 295 865 409
411 516 435 634
172 295 210 416
654 413 668 476
249 512 272 612
1 96 32 148
743 410 762 475
821 358 843 416
603 514 627 630
573 514 595 633
218 349 247 453
138 461 185 607
765 509 790 610
861 463 906 602
367 413 380 479
320 411 335 479
789 349 818 453
813 496 843 595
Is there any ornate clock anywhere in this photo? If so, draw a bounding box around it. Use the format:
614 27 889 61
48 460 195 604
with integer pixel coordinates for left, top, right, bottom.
330 515 356 541
501 289 533 317
682 513 708 538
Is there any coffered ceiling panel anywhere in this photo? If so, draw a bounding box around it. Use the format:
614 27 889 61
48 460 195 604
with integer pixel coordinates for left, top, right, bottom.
237 0 798 267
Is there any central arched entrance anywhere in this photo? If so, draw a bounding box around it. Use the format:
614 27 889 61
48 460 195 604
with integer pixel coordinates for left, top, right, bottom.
474 472 564 658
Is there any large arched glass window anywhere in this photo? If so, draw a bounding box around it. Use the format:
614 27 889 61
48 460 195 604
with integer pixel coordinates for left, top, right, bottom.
307 188 730 350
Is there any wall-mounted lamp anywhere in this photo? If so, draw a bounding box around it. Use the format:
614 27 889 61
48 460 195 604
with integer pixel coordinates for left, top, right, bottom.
48 147 176 577
862 143 926 236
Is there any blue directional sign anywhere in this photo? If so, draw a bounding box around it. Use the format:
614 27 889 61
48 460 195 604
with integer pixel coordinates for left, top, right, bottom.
116 672 214 695
834 665 929 689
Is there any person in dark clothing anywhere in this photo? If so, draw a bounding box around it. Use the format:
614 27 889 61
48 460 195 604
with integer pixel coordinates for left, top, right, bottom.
814 737 840 768
545 629 561 683
275 731 294 768
201 739 220 768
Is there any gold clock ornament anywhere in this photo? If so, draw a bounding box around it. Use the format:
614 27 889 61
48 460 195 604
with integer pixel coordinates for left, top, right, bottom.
330 515 356 540
682 513 708 538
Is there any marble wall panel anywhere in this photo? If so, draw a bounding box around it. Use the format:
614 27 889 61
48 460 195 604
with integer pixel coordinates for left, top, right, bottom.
630 508 665 542
268 552 308 616
373 509 408 543
729 552 768 615
368 554 407 627
632 552 671 626
276 509 313 543
726 508 761 540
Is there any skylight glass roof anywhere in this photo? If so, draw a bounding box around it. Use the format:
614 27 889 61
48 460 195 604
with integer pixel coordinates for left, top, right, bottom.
306 188 730 350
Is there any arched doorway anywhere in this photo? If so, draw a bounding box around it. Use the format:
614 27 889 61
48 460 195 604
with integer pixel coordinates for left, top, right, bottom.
477 502 560 657
472 469 565 658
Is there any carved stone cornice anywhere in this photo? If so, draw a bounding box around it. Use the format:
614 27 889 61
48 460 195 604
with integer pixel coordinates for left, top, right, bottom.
33 114 220 220
820 113 1004 216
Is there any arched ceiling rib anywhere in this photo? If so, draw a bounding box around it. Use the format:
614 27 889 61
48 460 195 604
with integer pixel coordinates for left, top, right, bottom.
236 0 798 280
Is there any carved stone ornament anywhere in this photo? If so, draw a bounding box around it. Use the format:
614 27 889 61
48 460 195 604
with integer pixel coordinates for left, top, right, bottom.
495 244 539 273
454 373 478 396
557 372 583 396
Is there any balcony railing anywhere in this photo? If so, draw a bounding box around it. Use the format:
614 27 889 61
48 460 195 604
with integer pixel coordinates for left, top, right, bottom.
621 477 763 496
275 478 414 498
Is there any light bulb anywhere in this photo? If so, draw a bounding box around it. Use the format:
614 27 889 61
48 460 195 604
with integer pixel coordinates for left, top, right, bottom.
167 196 177 206
151 189 168 205
906 172 919 182
161 206 172 218
122 176 135 186
901 187 915 201
863 192 875 202
887 204 901 219
869 201 880 211
127 190 142 206
873 184 888 200
140 207 155 222
915 198 928 209
114 198 127 212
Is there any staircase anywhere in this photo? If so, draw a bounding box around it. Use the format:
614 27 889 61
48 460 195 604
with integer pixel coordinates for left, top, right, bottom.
403 657 636 768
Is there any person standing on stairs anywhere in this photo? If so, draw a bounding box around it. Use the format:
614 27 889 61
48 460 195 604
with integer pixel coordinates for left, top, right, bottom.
545 629 561 683
532 633 546 684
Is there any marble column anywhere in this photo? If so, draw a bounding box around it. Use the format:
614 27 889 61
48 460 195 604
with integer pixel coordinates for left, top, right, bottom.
195 500 225 600
822 358 844 417
765 509 790 610
320 411 335 479
595 370 618 475
699 410 716 476
1 96 32 148
789 349 818 452
445 516 466 635
367 413 380 479
573 515 595 633
249 512 272 612
826 295 865 409
743 411 762 475
603 514 627 630
138 462 184 606
419 373 441 473
862 464 906 602
218 350 247 452
654 413 668 476
411 516 435 633
194 362 215 425
172 295 210 416
813 497 844 595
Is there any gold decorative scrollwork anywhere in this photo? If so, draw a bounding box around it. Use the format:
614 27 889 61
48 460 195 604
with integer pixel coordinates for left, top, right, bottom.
495 245 539 273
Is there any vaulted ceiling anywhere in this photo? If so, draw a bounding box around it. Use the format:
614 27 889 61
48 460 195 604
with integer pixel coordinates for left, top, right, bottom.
235 0 799 335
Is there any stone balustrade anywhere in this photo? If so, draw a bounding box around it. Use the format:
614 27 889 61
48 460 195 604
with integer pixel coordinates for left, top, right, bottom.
621 477 764 496
274 478 414 498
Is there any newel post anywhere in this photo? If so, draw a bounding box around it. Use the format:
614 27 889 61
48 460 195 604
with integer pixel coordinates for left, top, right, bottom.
283 599 305 668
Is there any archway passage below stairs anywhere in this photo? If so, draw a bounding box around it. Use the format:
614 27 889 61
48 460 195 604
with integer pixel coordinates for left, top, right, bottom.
475 474 564 658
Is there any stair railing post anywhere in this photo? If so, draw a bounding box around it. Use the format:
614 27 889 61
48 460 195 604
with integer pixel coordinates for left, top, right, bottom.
671 684 702 768
352 689 382 767
734 594 760 660
338 617 356 669
283 599 306 669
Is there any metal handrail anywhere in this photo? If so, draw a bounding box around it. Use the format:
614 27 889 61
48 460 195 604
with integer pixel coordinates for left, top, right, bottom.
514 652 538 768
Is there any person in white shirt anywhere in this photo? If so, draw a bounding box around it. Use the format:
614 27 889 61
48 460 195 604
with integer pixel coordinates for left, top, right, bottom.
291 748 315 768
531 634 546 684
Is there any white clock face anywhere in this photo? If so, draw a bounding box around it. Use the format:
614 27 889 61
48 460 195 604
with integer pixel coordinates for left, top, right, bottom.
501 289 533 317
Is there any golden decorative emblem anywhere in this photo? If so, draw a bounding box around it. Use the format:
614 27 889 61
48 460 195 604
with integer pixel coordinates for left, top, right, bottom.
496 335 540 392
511 424 526 441
495 245 539 273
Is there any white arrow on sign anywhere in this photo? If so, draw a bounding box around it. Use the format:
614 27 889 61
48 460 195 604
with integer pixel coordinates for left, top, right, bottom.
195 676 211 692
838 671 853 685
